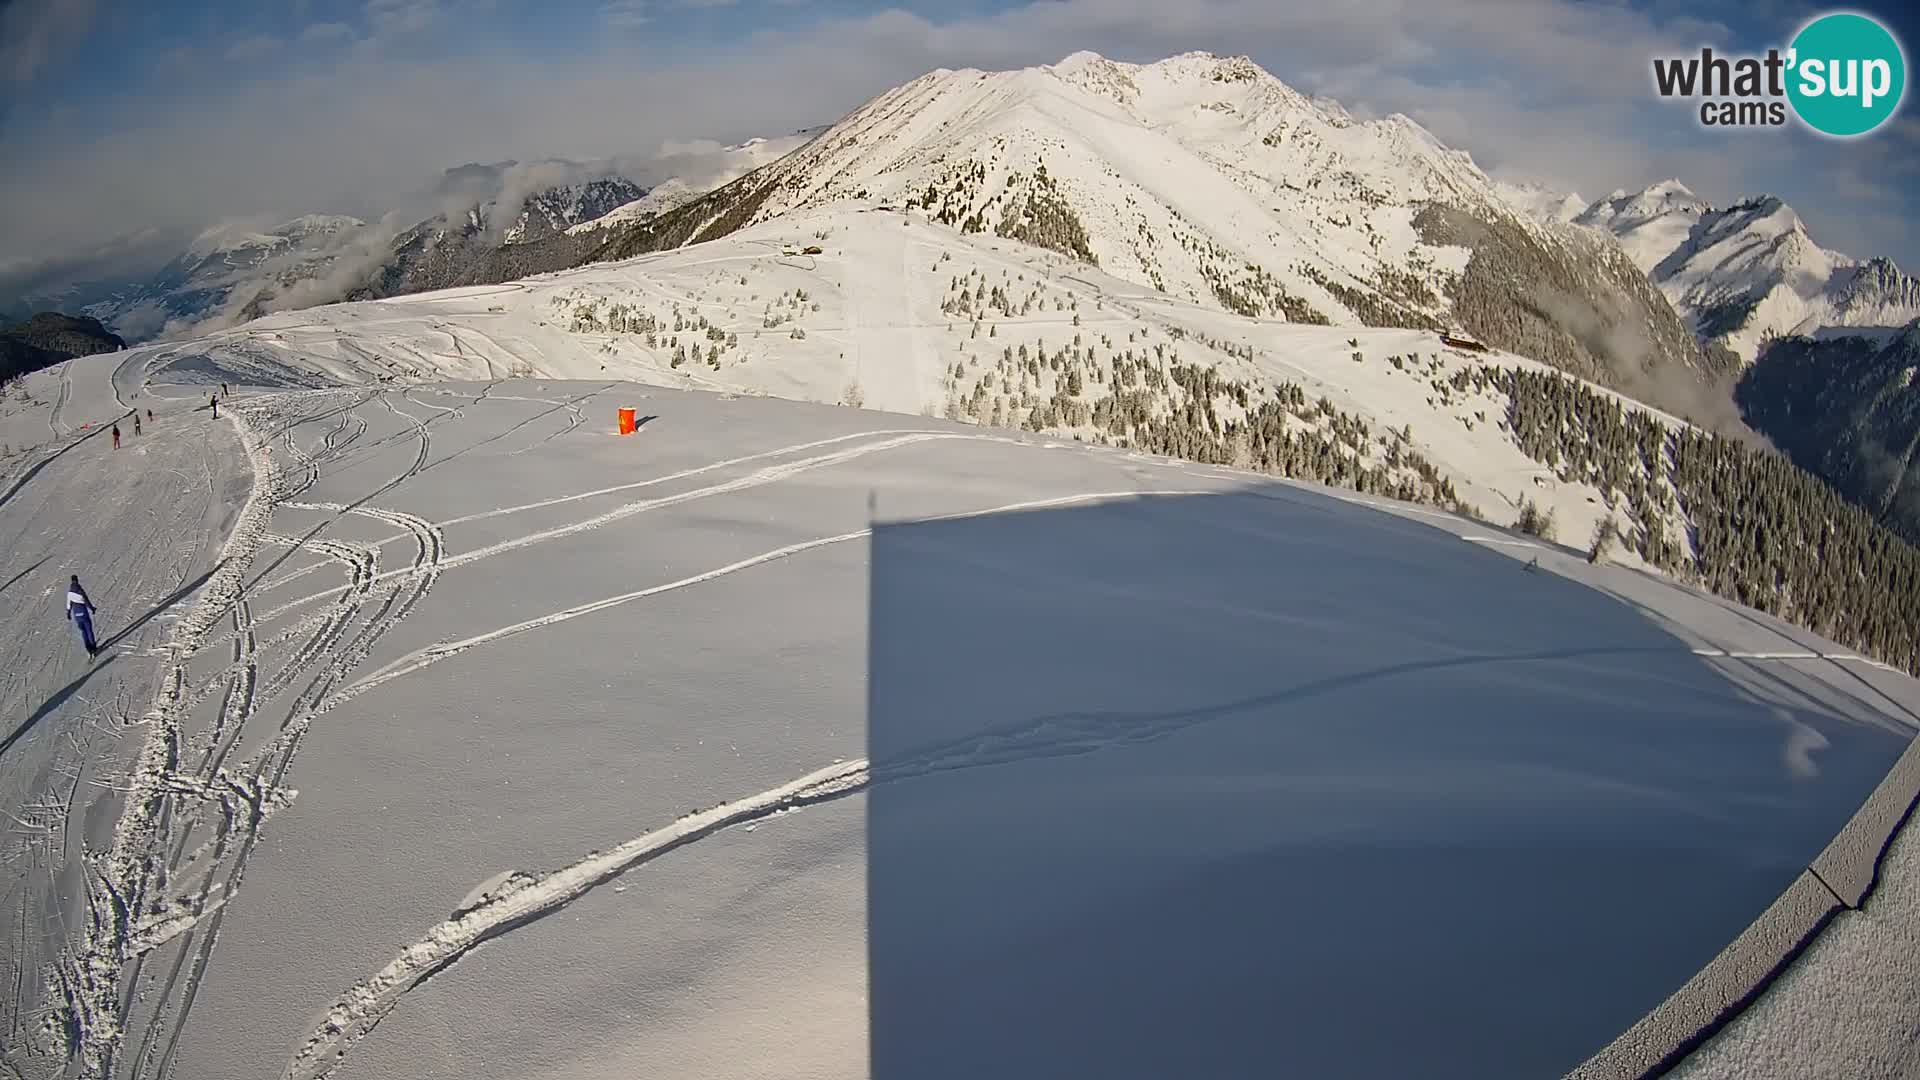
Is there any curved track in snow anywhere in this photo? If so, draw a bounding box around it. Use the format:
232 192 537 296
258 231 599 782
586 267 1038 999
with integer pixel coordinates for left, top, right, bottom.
6 345 1919 1080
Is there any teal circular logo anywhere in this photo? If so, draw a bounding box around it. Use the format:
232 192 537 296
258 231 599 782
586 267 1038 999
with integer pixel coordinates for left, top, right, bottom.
1787 12 1907 137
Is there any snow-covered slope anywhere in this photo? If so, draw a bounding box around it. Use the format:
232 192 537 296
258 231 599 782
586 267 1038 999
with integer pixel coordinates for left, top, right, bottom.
1575 183 1920 364
169 206 1709 569
500 178 648 245
1493 180 1589 224
566 178 701 236
3 328 1915 1080
73 214 369 339
1576 180 1710 273
562 132 821 240
594 51 1713 388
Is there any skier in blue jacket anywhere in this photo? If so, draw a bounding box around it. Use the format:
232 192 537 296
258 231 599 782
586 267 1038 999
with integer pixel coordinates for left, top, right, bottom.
66 575 99 658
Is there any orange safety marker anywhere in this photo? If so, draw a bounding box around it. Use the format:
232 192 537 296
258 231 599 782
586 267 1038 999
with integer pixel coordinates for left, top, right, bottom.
617 407 637 435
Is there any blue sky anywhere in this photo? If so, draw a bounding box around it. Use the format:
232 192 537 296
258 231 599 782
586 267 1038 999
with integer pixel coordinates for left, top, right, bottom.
1 0 1917 290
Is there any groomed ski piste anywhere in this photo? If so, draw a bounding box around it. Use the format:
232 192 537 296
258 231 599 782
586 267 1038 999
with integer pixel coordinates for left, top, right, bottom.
2 216 1919 1080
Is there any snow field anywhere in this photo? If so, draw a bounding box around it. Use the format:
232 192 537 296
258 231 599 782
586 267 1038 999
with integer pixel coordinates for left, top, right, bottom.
5 336 1920 1079
203 206 1706 576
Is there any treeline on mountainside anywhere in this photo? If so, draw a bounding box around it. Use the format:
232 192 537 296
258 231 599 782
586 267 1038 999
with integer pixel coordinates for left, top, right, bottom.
1410 203 1741 389
962 334 1468 516
593 169 790 264
1501 365 1920 674
985 331 1920 675
1735 328 1920 548
0 313 126 384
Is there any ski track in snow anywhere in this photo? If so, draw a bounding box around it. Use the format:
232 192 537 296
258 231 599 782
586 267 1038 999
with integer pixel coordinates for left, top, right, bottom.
49 405 283 1080
38 385 465 1080
211 425 960 644
280 759 872 1080
125 390 453 1080
47 366 73 439
287 480 1911 1078
240 424 910 598
22 362 1906 1080
245 429 999 625
46 399 1006 1080
337 487 1212 707
234 421 1073 619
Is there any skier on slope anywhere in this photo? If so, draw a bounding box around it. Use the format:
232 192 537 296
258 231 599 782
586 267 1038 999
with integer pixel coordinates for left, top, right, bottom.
210 394 219 419
66 575 99 658
111 423 120 450
133 413 142 437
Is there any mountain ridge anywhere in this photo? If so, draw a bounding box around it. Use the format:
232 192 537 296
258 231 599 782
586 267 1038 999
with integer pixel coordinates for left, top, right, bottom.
1 311 125 384
2 137 818 344
586 50 1725 411
1557 180 1920 364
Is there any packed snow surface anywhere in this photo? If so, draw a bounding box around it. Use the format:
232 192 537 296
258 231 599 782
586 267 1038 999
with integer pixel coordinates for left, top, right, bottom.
201 205 1695 565
1 321 1916 1080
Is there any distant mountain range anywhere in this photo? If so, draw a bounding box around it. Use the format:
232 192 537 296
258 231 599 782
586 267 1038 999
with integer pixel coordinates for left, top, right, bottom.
1484 177 1920 543
1736 321 1920 543
581 50 1723 410
17 49 1920 549
1 135 820 344
1496 177 1920 367
346 176 647 302
1 312 125 384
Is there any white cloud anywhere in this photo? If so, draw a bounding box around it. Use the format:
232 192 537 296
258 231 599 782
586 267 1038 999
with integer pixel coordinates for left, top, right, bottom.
0 225 181 298
0 0 1913 277
226 34 284 61
0 0 98 82
366 0 439 36
300 21 355 43
602 0 648 29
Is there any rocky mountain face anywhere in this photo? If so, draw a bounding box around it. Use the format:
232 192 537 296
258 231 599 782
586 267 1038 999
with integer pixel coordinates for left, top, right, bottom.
565 178 702 239
70 215 367 340
1568 182 1920 365
0 312 125 383
500 178 646 245
1737 321 1920 544
1491 176 1920 544
271 177 646 307
1492 180 1589 224
344 137 816 302
591 50 1728 408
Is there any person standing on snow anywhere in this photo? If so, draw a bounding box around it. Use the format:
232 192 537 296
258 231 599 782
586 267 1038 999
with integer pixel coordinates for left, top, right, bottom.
66 575 99 658
133 413 142 437
111 423 120 450
210 394 219 419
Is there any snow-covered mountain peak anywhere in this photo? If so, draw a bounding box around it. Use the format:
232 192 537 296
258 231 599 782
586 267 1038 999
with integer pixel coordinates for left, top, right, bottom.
185 225 281 260
1582 180 1710 229
1829 256 1920 324
1492 180 1590 224
1574 182 1711 275
565 179 701 236
500 177 646 244
1574 176 1920 363
184 214 365 261
1046 50 1143 102
193 217 363 261
589 51 1707 388
1048 48 1112 74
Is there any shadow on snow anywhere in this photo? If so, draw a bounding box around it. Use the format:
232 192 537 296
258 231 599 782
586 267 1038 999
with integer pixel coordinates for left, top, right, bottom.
865 482 1909 1080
